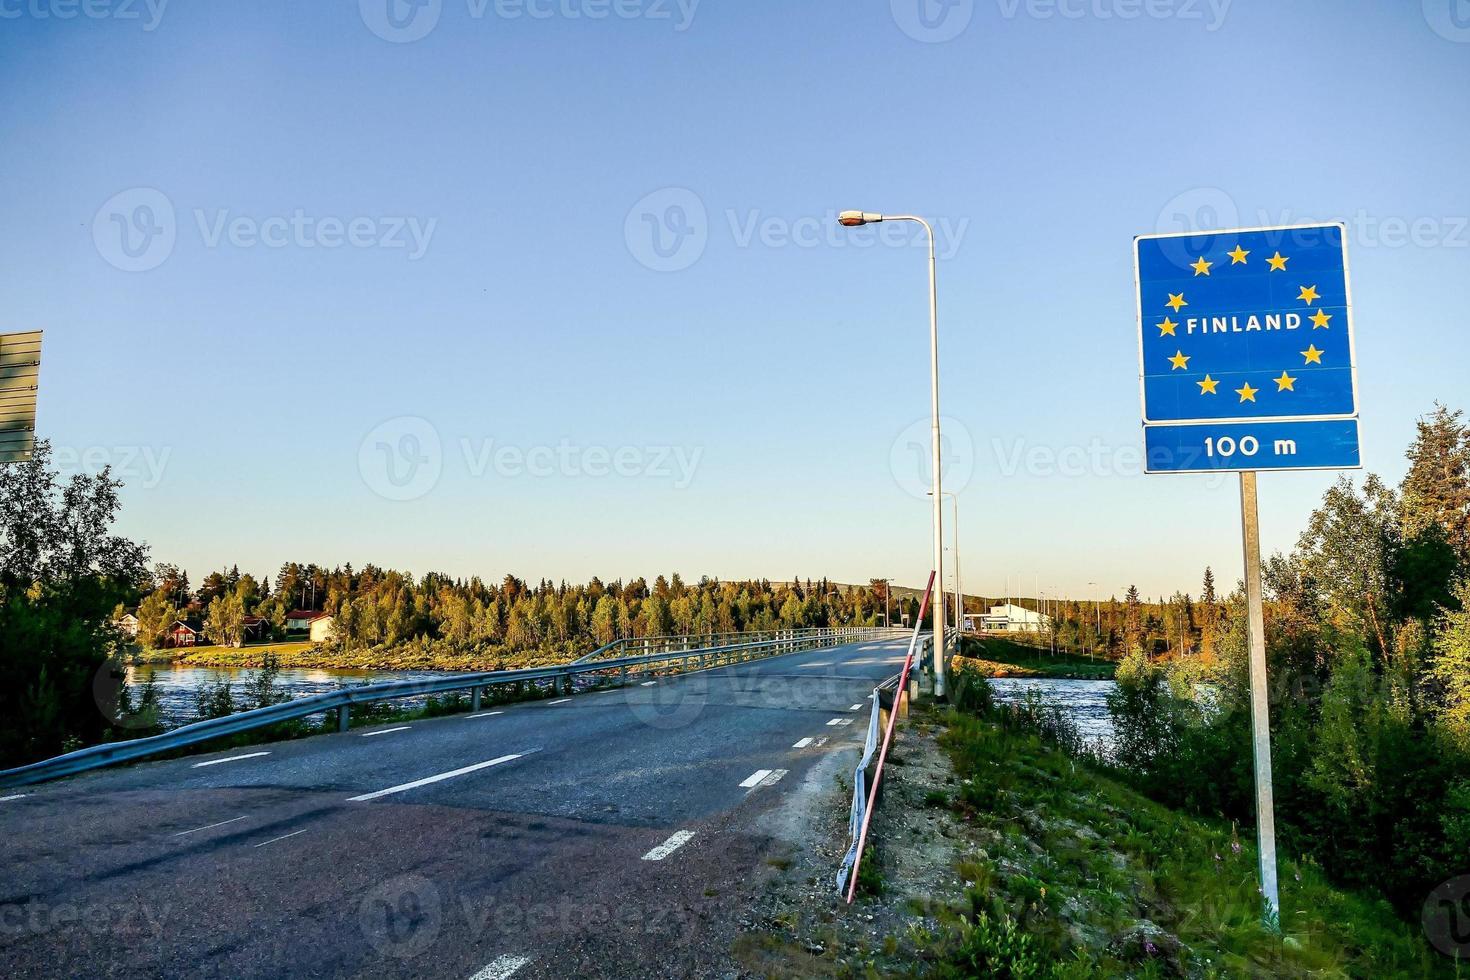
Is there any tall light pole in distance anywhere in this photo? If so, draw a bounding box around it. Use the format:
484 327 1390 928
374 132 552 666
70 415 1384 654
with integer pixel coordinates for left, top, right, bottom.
838 210 946 698
930 490 962 633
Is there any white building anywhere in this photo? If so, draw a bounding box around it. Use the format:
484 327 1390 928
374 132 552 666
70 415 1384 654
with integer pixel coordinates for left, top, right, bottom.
977 603 1050 634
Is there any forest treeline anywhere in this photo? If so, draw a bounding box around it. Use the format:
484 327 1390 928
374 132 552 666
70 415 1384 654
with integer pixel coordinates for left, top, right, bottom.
128 565 912 662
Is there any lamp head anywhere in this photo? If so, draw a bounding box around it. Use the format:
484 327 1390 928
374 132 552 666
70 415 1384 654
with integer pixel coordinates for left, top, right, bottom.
838 210 883 227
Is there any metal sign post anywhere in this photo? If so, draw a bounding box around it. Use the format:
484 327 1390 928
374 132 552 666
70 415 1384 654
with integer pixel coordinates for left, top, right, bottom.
1132 223 1363 925
0 330 43 463
1239 470 1280 921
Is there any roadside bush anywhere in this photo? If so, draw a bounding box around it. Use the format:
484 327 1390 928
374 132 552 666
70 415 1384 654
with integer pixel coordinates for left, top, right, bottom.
931 912 1062 980
242 653 288 710
195 679 235 720
950 665 995 715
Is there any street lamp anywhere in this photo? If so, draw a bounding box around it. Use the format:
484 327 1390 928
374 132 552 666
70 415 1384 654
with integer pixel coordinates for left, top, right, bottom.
929 490 962 634
838 210 947 698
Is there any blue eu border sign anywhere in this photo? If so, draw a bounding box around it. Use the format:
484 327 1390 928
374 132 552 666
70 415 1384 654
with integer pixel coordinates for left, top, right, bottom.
1134 223 1361 474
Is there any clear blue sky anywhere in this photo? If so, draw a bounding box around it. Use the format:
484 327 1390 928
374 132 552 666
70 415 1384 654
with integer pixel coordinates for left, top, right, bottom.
3 1 1467 601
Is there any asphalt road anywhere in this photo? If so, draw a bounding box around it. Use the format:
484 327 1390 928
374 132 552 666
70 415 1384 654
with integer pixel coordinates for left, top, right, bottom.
0 637 912 979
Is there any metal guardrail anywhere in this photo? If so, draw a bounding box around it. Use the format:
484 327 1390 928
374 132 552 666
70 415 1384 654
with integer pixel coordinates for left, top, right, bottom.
571 627 853 665
836 634 932 897
0 626 905 789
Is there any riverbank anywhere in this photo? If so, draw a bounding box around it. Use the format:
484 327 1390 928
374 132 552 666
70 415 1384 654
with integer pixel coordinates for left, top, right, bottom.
172 642 570 672
740 697 1448 977
956 635 1117 679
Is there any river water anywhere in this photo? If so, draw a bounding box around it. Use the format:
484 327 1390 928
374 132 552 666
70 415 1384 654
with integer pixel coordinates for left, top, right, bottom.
989 677 1117 749
128 663 1120 747
125 663 454 727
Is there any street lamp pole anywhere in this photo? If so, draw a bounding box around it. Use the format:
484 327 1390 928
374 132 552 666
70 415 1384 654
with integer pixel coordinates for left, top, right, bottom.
931 491 962 633
838 210 946 698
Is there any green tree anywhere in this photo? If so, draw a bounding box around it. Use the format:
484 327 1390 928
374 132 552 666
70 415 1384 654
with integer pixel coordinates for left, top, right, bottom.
1296 474 1398 658
1431 581 1470 749
1401 403 1470 556
1123 585 1144 656
590 594 619 645
204 592 247 647
0 441 148 766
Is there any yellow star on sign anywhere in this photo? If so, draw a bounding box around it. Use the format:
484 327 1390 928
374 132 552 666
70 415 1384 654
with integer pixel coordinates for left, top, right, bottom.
1236 382 1259 403
1311 309 1332 329
1157 317 1178 336
1169 350 1191 370
1227 245 1249 264
1267 251 1289 271
1197 375 1219 395
1302 345 1324 364
1166 292 1187 312
1298 284 1321 305
1191 256 1213 276
1275 371 1297 392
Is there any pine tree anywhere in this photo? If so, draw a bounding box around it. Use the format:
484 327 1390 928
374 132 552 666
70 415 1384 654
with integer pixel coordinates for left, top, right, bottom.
1200 567 1220 658
1401 403 1470 556
1124 585 1144 656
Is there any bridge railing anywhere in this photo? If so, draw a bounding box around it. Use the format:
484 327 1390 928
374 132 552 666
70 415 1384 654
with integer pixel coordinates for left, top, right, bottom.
571 627 865 665
0 626 907 790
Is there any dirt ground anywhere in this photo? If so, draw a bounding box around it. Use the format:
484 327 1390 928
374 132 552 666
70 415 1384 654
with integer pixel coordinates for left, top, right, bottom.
726 706 971 978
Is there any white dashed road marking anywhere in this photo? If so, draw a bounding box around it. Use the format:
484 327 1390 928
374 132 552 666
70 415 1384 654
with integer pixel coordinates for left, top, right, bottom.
740 769 773 788
348 754 525 802
792 737 814 749
826 718 853 727
1 794 29 802
740 769 789 789
849 704 863 710
548 699 572 705
359 727 410 738
192 751 271 768
470 955 532 980
466 711 504 719
173 815 247 837
253 828 308 848
641 830 695 861
640 681 657 687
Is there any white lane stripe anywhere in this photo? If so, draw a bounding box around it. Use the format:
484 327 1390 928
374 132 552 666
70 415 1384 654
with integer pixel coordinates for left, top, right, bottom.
360 726 412 737
253 828 308 848
826 718 844 726
467 711 504 719
740 769 773 788
760 769 789 787
640 681 657 687
470 954 532 980
641 829 695 861
547 698 572 705
792 737 814 749
173 815 248 837
348 754 524 802
192 751 271 768
1 793 29 802
849 704 863 710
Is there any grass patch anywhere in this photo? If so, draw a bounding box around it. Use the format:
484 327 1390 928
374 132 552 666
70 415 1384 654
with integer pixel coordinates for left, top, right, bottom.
914 707 1455 977
956 636 1116 679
